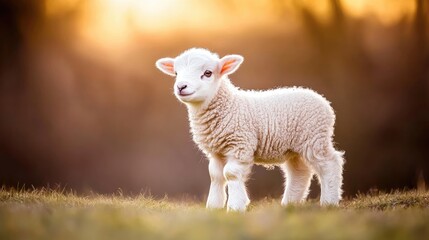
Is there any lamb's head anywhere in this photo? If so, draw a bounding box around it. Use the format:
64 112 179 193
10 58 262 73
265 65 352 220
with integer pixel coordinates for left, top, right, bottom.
156 48 243 104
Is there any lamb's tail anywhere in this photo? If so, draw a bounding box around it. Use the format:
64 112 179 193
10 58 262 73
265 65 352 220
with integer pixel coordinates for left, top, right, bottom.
304 135 345 166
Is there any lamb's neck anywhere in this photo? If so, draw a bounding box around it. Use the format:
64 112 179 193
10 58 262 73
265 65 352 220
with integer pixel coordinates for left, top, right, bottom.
185 79 238 154
187 79 237 119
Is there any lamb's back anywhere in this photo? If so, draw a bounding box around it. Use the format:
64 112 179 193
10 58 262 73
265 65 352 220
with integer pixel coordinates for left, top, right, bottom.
243 87 335 161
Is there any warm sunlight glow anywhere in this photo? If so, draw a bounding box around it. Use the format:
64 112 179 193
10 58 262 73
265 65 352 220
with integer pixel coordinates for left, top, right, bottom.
79 0 132 50
45 0 80 16
300 0 332 23
77 0 186 51
132 0 184 30
343 0 416 24
44 0 418 52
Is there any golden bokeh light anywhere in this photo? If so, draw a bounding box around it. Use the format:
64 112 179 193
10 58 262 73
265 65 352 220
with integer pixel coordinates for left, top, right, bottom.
44 0 418 52
45 0 81 17
343 0 416 24
75 0 213 51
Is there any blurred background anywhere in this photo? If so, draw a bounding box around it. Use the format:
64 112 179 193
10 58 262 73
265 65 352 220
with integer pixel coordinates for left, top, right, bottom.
0 0 428 200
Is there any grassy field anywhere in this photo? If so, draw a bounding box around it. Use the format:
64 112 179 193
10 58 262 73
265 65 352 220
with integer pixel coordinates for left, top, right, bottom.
1 187 429 240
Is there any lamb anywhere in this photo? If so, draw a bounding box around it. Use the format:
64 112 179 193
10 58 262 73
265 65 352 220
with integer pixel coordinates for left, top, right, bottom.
155 48 344 212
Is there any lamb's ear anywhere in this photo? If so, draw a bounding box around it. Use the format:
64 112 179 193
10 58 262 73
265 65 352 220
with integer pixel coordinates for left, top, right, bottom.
156 57 176 76
219 55 244 77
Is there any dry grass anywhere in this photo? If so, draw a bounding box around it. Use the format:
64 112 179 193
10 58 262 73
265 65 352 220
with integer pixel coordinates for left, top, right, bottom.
1 187 429 240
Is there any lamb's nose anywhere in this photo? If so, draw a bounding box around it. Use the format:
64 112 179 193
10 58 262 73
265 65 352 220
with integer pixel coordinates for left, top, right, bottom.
177 84 187 92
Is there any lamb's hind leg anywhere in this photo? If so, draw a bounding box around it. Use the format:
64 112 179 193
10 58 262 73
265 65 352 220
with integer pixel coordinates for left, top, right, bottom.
308 142 344 206
281 152 313 206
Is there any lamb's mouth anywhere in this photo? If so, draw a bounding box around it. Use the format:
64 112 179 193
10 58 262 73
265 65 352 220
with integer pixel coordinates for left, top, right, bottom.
178 92 195 97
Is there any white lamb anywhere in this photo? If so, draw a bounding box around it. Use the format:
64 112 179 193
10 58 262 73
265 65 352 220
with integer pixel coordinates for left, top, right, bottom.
156 48 344 212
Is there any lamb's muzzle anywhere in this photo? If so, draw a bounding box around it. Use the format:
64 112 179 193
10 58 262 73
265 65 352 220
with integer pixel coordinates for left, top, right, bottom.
156 48 345 212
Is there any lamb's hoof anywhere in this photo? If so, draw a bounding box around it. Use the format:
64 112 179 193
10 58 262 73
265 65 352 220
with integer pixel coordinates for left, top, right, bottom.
320 201 340 207
281 197 305 206
227 205 247 213
320 196 340 206
206 202 225 210
227 199 250 212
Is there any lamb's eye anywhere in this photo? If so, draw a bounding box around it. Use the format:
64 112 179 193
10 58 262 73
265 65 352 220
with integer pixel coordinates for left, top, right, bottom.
203 70 212 78
175 71 177 76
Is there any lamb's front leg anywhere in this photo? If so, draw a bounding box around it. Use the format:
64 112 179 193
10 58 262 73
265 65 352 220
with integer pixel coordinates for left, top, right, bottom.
224 159 253 212
206 155 227 209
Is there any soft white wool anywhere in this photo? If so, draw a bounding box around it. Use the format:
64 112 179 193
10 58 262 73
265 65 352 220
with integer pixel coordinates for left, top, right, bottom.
156 48 344 212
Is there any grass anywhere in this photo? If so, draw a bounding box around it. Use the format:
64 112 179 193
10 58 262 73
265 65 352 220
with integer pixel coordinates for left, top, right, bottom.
1 187 429 240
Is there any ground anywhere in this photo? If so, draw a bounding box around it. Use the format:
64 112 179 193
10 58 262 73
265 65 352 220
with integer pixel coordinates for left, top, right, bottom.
1 187 429 240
